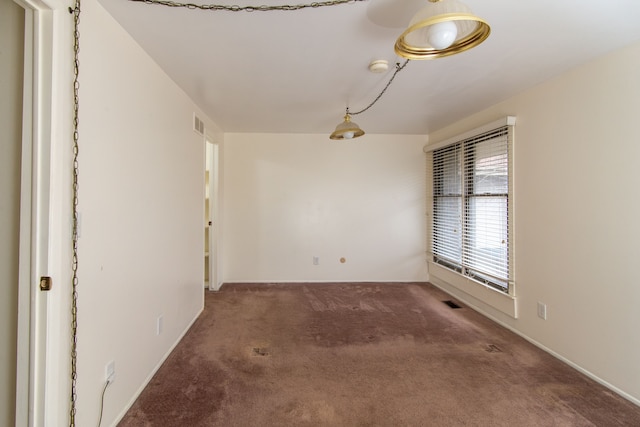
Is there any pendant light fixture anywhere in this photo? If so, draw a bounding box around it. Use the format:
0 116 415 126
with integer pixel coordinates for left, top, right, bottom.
330 109 365 140
329 60 410 140
395 0 490 60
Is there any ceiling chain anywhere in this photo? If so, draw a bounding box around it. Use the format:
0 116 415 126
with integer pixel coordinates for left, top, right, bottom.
68 0 81 425
129 0 367 12
349 59 410 116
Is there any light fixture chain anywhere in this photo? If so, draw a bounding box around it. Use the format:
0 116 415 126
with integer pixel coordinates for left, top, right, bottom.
68 0 81 425
350 59 409 116
129 0 367 12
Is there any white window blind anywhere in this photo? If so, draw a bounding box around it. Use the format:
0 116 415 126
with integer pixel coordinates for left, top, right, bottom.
432 125 512 292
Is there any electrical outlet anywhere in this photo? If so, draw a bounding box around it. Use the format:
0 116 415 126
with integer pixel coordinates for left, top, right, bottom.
313 256 319 265
537 302 547 320
105 360 115 383
157 315 163 335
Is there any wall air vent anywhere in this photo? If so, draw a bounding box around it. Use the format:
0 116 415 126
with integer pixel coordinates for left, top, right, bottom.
193 114 205 136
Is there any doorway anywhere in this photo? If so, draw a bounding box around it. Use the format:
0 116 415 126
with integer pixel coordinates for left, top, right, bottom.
205 138 220 290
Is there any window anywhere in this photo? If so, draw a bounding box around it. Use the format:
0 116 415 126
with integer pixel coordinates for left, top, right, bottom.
431 124 512 293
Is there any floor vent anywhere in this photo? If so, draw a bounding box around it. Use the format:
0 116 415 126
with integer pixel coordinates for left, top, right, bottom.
252 347 270 357
443 300 462 309
486 344 502 353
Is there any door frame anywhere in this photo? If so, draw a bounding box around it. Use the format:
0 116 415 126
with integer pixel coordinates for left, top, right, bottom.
205 136 221 291
14 0 54 424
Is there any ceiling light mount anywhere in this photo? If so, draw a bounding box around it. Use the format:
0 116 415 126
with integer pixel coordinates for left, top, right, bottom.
395 0 491 60
368 60 389 73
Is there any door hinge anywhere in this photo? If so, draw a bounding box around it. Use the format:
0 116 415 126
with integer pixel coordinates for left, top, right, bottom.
39 276 52 291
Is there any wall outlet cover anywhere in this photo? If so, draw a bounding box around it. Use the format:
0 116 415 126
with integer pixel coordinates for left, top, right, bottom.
157 315 163 335
106 360 115 383
537 302 547 320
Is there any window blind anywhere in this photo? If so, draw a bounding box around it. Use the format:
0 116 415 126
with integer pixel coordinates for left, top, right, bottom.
432 125 512 292
433 143 463 270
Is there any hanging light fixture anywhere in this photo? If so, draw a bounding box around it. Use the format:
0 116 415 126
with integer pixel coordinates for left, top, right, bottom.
330 109 365 140
328 60 410 140
395 0 490 60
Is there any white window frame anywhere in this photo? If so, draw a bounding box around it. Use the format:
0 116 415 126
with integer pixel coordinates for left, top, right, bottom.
425 117 517 318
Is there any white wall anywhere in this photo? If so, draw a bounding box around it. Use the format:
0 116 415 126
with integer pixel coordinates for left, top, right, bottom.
427 41 640 404
75 0 219 424
222 133 427 283
0 1 24 424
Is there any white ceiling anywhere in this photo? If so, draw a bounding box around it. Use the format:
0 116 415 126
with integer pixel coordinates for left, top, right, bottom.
97 0 640 135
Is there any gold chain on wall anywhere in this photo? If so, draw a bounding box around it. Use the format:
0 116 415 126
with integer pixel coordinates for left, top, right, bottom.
69 0 81 425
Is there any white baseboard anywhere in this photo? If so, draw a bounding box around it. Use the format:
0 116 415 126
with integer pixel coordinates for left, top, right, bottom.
110 307 204 426
220 280 425 284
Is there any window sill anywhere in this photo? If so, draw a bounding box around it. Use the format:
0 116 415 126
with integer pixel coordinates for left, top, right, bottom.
427 261 518 318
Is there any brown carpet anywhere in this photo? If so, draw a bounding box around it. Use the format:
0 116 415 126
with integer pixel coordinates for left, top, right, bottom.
118 282 640 426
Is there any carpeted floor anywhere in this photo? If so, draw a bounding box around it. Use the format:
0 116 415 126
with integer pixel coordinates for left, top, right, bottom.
118 282 640 426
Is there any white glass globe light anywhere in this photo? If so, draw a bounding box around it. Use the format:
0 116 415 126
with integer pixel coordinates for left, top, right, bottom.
427 20 458 50
330 114 365 140
342 131 355 139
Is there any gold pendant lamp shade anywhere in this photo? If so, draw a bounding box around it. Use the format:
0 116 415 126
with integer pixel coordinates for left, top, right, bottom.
395 0 491 60
330 113 365 140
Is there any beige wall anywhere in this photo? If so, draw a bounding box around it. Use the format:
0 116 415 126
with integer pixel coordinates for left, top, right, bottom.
222 133 428 283
0 0 24 424
74 0 220 424
427 41 640 404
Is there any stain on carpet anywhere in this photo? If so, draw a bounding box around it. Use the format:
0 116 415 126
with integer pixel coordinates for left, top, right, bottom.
251 347 270 357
